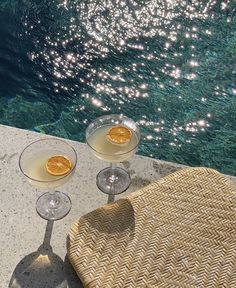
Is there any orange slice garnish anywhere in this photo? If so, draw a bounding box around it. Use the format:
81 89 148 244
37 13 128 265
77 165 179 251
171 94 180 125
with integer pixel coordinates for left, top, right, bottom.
107 125 132 145
46 155 72 176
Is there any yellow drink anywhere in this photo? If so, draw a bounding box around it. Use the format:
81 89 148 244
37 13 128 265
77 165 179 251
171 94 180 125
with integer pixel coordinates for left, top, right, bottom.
87 125 139 162
25 150 73 188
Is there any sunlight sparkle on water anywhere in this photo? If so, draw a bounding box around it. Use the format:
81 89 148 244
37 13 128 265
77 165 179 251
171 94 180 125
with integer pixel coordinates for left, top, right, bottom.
17 0 234 171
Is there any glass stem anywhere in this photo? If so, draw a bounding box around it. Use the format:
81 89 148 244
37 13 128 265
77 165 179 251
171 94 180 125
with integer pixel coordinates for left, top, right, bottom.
48 189 60 210
109 163 118 183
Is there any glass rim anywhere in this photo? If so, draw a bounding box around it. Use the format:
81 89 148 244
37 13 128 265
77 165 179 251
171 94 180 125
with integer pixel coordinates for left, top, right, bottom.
85 114 141 156
19 138 77 183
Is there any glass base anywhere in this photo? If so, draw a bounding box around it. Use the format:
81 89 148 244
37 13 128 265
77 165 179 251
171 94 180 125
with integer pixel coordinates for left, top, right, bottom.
96 167 131 195
36 191 72 221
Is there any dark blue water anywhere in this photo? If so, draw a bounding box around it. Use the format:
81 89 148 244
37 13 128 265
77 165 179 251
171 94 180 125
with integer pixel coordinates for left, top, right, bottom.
0 0 236 175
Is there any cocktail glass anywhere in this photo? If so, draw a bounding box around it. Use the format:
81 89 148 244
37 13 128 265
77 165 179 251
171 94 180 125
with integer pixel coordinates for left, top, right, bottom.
86 114 140 195
19 138 77 220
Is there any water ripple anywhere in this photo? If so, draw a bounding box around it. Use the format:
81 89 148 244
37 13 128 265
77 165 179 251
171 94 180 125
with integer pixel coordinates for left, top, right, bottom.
0 0 235 175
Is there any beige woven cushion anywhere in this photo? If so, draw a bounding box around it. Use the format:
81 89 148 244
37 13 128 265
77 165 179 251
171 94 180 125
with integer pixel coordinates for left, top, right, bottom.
67 167 236 287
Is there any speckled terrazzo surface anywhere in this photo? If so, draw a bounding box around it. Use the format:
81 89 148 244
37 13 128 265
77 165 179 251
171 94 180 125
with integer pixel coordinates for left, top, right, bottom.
0 124 235 288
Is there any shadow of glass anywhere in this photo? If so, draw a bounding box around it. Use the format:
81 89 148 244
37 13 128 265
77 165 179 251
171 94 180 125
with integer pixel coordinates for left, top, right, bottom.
107 193 115 204
9 221 67 288
64 255 84 288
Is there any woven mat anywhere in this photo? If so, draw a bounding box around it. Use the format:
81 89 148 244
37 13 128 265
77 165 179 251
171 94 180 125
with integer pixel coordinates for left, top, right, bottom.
67 168 236 287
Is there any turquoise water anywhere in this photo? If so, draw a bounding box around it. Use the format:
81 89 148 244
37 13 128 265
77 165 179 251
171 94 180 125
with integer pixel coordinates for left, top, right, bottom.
0 0 236 175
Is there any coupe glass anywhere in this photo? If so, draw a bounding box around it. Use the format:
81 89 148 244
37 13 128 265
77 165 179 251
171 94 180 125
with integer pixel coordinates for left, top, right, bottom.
86 114 140 195
19 138 77 220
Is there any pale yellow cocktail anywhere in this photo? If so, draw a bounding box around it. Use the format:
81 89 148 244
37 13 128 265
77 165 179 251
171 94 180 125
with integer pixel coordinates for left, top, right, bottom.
25 150 73 188
87 125 139 162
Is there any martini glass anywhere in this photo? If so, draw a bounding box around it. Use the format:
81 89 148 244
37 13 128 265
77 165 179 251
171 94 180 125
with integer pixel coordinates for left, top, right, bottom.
86 114 140 195
19 138 77 220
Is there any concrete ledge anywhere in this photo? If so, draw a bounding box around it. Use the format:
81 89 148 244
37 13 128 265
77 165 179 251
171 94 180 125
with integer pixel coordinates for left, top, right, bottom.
0 124 235 287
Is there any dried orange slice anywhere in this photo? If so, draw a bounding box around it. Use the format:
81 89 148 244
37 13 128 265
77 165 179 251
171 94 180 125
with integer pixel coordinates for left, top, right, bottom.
46 155 72 176
107 125 132 145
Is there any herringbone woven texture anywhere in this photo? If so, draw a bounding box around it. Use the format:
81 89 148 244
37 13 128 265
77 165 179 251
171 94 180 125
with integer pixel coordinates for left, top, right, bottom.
67 168 236 287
